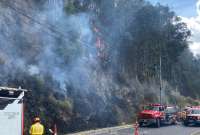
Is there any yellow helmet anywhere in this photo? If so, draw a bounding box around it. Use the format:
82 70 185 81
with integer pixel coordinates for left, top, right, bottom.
34 117 40 122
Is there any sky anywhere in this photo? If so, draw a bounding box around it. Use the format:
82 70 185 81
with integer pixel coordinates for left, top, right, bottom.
148 0 200 56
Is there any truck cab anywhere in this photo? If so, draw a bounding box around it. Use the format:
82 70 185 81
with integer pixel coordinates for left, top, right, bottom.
184 106 200 126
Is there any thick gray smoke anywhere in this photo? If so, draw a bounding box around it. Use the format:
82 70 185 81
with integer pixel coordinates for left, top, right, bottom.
0 0 97 95
0 0 174 128
0 0 160 99
0 0 162 101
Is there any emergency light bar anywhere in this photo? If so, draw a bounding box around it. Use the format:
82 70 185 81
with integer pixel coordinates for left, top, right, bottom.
0 86 29 100
0 86 29 92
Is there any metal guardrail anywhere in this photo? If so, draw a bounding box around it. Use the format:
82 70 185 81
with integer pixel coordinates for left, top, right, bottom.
67 125 134 135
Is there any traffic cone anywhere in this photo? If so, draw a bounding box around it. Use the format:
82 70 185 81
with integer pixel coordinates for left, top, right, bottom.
134 121 139 135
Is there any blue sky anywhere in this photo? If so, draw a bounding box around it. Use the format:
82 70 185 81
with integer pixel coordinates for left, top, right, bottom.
148 0 197 17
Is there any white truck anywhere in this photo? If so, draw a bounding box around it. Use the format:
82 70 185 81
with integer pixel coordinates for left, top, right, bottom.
0 87 27 135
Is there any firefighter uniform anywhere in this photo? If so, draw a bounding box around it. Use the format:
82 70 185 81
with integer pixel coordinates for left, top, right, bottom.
29 120 44 135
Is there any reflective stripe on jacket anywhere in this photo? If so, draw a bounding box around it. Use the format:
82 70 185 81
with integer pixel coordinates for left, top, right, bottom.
29 122 44 135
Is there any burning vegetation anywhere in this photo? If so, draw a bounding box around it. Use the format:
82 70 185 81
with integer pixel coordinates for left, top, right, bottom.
0 0 200 134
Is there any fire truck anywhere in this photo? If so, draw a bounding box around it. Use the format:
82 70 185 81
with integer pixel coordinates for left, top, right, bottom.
138 104 178 127
184 106 200 126
0 87 27 135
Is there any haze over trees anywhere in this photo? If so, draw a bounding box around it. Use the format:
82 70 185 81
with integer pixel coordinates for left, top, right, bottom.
0 0 199 134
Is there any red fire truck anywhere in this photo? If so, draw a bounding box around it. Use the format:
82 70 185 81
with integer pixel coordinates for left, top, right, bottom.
184 106 200 126
138 104 178 127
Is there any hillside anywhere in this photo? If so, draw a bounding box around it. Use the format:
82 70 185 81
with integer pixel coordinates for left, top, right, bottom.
0 0 199 134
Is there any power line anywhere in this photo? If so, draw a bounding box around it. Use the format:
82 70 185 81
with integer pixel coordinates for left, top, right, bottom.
1 0 94 48
6 0 115 47
0 0 118 63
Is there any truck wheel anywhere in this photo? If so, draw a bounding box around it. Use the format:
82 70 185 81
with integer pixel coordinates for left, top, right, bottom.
139 122 143 127
155 119 161 128
171 117 177 125
184 121 188 126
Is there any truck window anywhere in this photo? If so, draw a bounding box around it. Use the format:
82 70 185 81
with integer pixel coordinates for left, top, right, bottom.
191 109 200 114
144 106 160 111
165 107 176 113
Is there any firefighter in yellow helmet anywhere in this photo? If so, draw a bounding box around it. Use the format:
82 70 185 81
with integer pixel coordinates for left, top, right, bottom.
29 117 44 135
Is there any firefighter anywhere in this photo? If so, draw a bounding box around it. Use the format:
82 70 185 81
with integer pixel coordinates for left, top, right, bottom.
29 117 44 135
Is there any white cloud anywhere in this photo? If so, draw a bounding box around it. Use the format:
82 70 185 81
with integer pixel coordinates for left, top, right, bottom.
190 42 200 55
181 0 200 56
197 0 200 15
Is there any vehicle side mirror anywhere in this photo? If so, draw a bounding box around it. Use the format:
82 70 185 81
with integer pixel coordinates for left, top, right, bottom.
140 105 144 110
159 107 164 111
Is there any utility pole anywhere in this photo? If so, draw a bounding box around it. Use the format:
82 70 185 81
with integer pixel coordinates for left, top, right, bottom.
159 55 162 104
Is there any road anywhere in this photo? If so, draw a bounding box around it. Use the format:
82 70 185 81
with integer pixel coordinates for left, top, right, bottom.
68 124 200 135
110 124 200 135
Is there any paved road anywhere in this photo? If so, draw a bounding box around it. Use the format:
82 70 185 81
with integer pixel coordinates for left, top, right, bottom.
95 124 200 135
114 124 200 135
68 124 200 135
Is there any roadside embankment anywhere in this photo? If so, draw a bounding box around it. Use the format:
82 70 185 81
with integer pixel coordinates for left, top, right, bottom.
67 125 134 135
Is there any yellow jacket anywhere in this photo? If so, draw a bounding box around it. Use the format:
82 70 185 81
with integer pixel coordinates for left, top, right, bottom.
29 122 44 135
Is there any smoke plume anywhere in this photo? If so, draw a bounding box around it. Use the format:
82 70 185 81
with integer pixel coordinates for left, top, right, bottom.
0 0 98 94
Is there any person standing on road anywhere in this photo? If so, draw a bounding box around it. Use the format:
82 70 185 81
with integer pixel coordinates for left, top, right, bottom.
29 117 44 135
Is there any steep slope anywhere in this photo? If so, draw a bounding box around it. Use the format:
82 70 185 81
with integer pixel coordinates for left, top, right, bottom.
0 0 198 134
